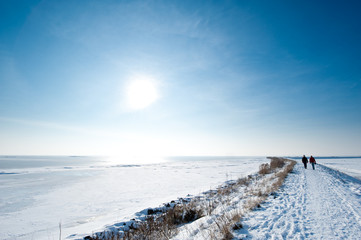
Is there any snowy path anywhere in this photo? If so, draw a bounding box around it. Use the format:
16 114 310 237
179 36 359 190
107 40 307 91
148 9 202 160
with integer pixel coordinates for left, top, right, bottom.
235 163 361 240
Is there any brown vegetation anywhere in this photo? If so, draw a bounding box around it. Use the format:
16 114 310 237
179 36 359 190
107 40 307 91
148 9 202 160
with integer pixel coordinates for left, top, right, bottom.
259 163 271 175
220 157 296 239
85 158 297 240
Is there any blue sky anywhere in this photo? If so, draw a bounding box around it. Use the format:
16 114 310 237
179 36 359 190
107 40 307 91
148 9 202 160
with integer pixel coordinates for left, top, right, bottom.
0 0 360 157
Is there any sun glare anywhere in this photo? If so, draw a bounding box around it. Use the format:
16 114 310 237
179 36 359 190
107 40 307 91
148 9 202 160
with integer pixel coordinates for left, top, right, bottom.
126 76 159 110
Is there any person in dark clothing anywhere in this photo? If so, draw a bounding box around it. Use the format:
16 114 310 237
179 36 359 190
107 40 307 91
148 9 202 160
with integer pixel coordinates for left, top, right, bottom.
302 155 308 169
309 155 316 170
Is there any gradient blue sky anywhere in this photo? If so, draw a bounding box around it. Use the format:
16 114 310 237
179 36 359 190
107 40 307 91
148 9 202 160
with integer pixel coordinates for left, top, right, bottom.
1 0 360 157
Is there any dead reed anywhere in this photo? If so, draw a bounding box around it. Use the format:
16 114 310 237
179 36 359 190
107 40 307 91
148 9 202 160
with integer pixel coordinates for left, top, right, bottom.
85 158 297 240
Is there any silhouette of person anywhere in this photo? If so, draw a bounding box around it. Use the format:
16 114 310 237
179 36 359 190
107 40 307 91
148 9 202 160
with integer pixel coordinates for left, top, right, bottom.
302 155 308 169
309 155 316 170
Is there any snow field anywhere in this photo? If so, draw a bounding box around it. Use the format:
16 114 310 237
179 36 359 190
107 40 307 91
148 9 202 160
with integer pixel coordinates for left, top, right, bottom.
314 157 361 181
83 158 296 240
234 163 361 240
172 158 296 240
0 157 269 240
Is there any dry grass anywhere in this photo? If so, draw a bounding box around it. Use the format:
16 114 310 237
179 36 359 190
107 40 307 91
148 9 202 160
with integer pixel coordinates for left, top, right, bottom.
258 163 271 175
243 197 264 211
265 158 296 195
206 158 297 240
228 158 296 239
125 214 176 240
85 158 297 240
207 209 245 240
259 157 288 175
237 176 251 186
214 215 234 240
269 157 285 169
85 199 205 240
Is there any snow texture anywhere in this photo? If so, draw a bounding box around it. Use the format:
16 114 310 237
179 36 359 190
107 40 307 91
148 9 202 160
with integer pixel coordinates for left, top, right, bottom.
0 156 268 240
318 157 361 180
172 159 293 240
234 163 361 240
2 157 361 240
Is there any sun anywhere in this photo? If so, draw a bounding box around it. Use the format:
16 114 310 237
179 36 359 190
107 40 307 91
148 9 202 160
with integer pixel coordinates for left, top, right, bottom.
126 76 159 110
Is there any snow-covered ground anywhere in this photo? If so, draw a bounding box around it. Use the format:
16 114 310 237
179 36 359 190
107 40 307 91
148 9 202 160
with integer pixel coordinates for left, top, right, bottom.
0 156 268 240
315 157 361 180
172 159 294 240
287 156 361 180
234 163 361 239
155 159 361 240
2 156 361 240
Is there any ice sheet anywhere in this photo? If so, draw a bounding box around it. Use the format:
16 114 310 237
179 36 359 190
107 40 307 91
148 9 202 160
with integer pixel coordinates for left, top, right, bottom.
292 156 361 180
0 156 268 240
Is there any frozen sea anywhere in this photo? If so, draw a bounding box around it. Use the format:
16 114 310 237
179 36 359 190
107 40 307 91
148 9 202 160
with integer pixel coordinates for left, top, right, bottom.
0 155 269 240
1 155 360 240
288 156 361 180
314 156 361 180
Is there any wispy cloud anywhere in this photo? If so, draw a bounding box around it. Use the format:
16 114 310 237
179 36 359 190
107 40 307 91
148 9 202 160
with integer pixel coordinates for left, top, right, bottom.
0 116 115 138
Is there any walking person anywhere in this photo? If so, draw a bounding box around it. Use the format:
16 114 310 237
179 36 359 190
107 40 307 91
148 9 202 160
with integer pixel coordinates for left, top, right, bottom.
309 155 316 170
302 155 308 169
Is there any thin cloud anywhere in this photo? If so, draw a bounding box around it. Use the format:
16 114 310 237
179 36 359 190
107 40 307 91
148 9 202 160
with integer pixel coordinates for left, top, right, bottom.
0 117 115 138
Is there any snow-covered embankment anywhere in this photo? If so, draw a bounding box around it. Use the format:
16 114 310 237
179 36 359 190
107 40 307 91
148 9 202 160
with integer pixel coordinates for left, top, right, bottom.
233 162 361 239
83 157 296 240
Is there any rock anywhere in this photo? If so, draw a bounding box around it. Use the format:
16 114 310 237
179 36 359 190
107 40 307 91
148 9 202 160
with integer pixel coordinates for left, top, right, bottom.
147 208 155 214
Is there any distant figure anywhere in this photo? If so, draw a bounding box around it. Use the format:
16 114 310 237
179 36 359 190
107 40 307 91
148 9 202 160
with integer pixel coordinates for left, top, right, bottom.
309 155 316 170
302 155 308 169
